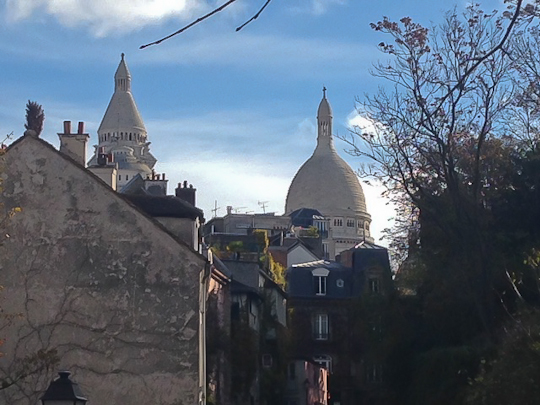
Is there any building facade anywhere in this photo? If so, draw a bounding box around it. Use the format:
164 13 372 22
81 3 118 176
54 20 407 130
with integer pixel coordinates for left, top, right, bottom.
0 134 205 405
286 243 393 405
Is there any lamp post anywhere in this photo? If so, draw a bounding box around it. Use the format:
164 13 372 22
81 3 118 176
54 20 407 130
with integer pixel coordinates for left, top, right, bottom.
41 371 88 405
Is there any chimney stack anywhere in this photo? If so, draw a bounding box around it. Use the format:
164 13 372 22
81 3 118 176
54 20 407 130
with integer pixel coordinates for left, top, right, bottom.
58 120 89 167
175 180 197 207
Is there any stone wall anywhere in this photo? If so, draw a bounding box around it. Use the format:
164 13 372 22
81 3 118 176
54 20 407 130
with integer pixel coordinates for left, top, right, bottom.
0 135 204 405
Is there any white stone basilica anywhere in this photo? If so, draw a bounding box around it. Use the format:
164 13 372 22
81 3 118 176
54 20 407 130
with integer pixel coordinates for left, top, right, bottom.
285 89 373 259
88 54 157 188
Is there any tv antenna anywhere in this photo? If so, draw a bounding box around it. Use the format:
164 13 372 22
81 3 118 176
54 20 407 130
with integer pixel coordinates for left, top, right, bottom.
211 200 221 218
258 200 269 214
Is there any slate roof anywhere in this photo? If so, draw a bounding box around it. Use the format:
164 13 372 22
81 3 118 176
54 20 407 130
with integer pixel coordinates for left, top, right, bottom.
124 194 203 220
289 207 323 227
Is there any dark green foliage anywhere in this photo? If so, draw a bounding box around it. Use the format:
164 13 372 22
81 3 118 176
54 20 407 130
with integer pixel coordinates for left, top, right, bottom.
24 101 44 136
230 315 258 401
349 5 540 403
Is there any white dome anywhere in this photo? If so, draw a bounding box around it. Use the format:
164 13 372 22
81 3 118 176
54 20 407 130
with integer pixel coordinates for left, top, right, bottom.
285 147 367 216
285 91 368 217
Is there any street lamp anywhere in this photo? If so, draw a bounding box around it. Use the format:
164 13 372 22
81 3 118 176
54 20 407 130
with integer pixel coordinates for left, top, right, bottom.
41 371 88 405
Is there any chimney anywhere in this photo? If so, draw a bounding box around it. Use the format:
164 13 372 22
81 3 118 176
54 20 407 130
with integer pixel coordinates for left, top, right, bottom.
143 171 168 196
175 180 197 207
58 120 89 167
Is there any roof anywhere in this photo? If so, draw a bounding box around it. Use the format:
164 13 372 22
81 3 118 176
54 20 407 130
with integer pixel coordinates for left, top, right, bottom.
351 240 388 250
124 194 204 220
211 255 233 279
98 55 146 134
230 279 261 299
292 259 333 268
289 207 323 227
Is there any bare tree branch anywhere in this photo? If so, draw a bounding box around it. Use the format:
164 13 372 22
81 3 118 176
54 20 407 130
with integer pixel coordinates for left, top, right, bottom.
140 0 238 49
236 0 273 32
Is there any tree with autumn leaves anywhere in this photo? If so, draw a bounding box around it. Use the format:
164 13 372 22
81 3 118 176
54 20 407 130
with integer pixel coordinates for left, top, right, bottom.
343 2 540 403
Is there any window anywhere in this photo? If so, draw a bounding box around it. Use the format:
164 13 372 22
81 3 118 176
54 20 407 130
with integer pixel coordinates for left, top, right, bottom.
322 244 329 259
369 278 380 294
231 302 240 320
314 355 332 373
347 219 355 227
314 276 327 295
262 354 272 368
313 313 329 340
312 267 329 296
288 362 296 380
366 364 383 383
333 218 343 226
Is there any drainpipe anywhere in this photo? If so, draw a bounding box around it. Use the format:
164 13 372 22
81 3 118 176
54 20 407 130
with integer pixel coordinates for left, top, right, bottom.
199 256 212 405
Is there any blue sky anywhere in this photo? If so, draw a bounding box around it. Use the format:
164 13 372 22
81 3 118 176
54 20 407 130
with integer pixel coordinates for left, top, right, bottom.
0 0 503 243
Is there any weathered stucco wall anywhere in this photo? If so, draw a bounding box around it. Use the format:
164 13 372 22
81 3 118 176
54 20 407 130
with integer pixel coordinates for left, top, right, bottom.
0 135 204 405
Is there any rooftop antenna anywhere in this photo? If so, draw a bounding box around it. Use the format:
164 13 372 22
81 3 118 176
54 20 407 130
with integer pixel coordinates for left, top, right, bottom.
258 200 269 214
211 200 221 218
233 206 247 214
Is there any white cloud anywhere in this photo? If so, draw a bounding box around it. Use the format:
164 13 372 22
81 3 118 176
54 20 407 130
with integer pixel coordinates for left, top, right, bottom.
5 0 207 36
362 181 396 245
346 110 382 136
311 0 346 15
289 0 346 16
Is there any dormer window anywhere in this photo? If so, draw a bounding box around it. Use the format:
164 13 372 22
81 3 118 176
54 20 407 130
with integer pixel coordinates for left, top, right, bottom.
312 267 330 296
315 276 327 295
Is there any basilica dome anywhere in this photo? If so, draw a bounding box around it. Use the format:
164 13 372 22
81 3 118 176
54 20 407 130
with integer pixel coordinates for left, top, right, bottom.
285 90 368 217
